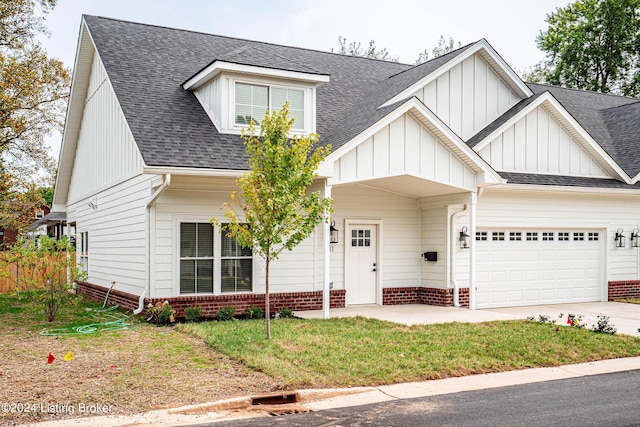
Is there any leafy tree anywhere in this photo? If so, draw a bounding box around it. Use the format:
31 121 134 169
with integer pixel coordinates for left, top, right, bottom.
1 236 84 321
333 36 399 62
536 0 640 96
415 36 461 64
217 104 332 339
0 164 44 242
0 0 69 183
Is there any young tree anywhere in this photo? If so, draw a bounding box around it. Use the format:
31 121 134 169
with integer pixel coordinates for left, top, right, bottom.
536 0 640 96
217 104 332 339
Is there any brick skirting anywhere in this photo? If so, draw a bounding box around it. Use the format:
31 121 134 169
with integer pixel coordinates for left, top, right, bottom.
76 281 346 318
383 287 469 308
608 280 640 301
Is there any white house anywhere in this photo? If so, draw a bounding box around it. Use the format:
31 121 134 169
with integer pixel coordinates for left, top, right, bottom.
53 15 640 318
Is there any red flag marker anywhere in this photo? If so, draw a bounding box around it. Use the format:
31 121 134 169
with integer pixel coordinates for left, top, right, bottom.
47 353 55 364
567 317 572 325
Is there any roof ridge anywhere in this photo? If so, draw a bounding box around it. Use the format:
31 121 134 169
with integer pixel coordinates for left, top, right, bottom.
82 14 414 67
527 82 639 102
385 40 477 80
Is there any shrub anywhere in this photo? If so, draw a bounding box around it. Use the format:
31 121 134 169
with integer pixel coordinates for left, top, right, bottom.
246 305 264 319
527 314 555 324
146 301 176 325
217 306 235 321
278 308 294 318
184 305 201 323
591 314 617 334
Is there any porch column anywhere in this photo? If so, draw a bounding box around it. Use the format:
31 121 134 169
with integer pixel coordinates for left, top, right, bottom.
322 182 332 319
469 192 477 310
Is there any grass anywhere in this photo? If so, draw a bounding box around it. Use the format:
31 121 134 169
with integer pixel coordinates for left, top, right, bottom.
0 292 280 425
181 316 640 388
617 298 640 305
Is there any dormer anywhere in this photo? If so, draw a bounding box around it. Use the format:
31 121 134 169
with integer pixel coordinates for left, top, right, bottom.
182 45 330 135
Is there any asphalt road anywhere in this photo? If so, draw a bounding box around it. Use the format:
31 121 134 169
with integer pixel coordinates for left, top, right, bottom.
201 369 640 427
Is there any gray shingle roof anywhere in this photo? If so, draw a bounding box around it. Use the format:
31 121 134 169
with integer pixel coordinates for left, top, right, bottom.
83 16 640 189
500 172 640 189
83 15 410 170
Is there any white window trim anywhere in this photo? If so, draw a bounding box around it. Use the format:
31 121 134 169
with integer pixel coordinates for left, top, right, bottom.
225 75 315 135
175 219 256 296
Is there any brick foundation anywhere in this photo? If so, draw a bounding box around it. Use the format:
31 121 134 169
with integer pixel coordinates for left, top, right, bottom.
76 281 346 318
608 280 640 301
383 287 469 308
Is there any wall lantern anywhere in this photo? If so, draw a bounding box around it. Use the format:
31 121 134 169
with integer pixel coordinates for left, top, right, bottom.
615 228 626 248
330 221 339 244
631 228 640 248
459 226 470 249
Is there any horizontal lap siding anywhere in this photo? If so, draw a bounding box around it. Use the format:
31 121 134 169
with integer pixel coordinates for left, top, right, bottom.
332 186 420 290
68 174 152 296
477 189 640 282
153 189 316 298
421 207 446 288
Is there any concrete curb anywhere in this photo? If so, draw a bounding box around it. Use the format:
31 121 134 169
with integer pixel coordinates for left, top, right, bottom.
23 356 640 427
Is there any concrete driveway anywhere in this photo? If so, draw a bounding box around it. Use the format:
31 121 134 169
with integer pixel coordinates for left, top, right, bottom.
296 302 640 336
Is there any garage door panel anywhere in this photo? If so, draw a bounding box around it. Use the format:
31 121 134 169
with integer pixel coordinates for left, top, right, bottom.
476 228 602 308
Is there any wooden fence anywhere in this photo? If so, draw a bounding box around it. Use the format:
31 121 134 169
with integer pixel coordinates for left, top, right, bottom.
0 252 73 293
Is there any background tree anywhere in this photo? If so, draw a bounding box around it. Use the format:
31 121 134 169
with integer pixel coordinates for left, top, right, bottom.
0 163 45 243
415 36 461 64
536 0 640 96
217 104 333 339
332 36 399 62
0 0 69 205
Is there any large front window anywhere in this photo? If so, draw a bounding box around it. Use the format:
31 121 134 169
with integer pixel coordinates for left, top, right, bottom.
235 82 304 130
179 222 252 294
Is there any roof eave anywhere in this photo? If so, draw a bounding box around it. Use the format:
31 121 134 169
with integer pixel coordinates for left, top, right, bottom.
183 60 330 91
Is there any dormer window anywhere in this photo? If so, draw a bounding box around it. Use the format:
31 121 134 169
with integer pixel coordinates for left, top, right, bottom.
235 82 304 130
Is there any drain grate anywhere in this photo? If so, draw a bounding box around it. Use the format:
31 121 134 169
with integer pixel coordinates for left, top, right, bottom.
251 392 298 406
250 392 310 416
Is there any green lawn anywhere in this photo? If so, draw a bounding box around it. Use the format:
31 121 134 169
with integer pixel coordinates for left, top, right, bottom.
181 316 640 388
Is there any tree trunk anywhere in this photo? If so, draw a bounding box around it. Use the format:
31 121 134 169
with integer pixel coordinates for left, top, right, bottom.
265 257 271 339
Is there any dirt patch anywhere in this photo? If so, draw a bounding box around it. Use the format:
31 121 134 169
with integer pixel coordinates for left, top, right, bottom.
0 325 282 426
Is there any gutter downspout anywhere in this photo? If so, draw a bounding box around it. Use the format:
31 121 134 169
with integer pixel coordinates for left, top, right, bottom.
135 174 171 315
450 204 468 307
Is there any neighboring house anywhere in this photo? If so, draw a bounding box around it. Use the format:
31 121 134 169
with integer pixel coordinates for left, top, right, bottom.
54 15 640 317
1 205 50 249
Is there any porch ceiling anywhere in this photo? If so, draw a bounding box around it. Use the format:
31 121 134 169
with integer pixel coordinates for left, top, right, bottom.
334 175 469 198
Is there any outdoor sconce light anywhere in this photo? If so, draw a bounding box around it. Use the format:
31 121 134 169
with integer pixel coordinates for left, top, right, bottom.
632 228 640 248
459 226 470 249
615 228 626 248
330 221 339 244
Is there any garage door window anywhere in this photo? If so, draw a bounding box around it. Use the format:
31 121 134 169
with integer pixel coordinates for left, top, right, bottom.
526 232 538 241
542 232 554 241
573 232 585 241
492 232 505 241
588 232 599 241
476 231 488 241
509 232 522 241
558 232 570 241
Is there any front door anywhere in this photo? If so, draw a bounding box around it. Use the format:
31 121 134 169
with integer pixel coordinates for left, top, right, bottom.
346 225 377 305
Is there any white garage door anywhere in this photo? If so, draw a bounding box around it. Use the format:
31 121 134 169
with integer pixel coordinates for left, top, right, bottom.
475 230 603 309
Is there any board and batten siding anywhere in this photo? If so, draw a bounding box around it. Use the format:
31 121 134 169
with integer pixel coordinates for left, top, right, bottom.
331 114 476 191
412 53 520 141
477 189 640 282
194 76 222 130
67 52 144 202
477 105 609 177
67 174 153 295
152 189 317 299
329 186 421 291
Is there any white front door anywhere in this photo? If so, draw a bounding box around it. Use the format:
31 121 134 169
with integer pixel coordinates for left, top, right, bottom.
346 225 377 305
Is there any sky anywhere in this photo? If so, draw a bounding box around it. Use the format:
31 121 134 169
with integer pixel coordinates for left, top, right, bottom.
38 0 571 157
